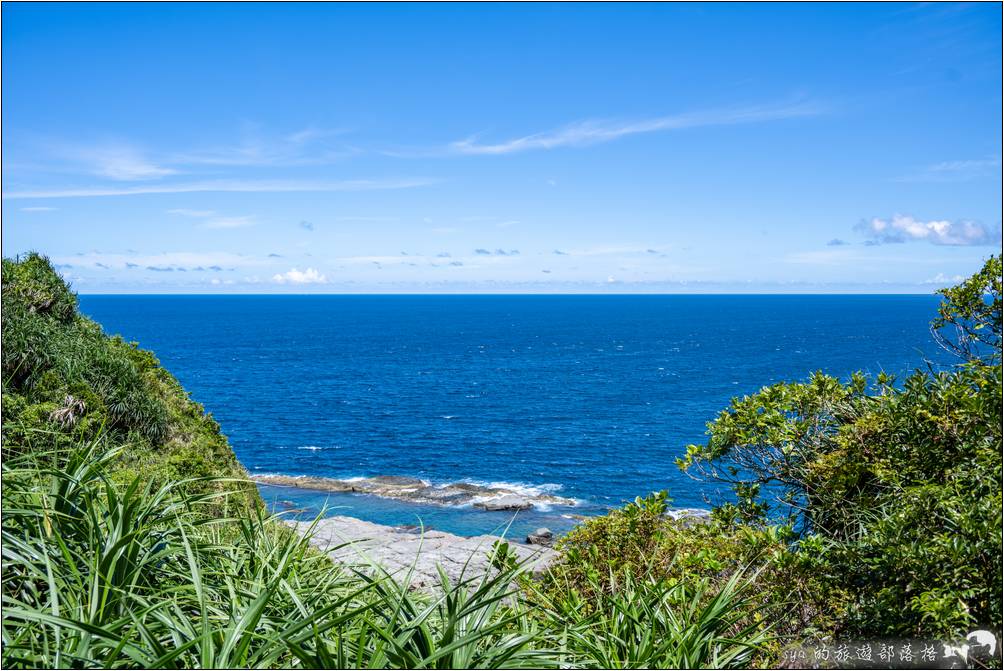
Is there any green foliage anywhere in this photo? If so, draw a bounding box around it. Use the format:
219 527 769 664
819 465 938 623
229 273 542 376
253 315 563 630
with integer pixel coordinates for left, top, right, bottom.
932 254 1002 363
553 491 672 588
2 442 770 669
1 253 77 324
535 569 772 669
1 252 255 510
678 255 1004 640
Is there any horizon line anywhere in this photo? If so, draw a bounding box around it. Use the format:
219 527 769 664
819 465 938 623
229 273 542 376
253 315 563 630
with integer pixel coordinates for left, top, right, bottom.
74 290 944 297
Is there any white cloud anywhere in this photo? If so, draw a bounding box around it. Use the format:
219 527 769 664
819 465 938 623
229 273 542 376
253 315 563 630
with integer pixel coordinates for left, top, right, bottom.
927 158 1000 173
897 157 1001 183
449 100 824 155
856 214 997 246
55 143 177 181
167 208 255 229
922 272 965 285
91 147 177 180
19 206 58 212
171 126 354 167
18 126 357 195
272 267 328 284
4 177 438 199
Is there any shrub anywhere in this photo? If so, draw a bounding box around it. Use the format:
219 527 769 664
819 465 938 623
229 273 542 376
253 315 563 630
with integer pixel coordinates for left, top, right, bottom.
678 255 1003 640
1 252 254 510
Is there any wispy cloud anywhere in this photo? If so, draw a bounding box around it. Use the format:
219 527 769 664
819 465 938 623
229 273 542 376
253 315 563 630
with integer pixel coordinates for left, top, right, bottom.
554 245 662 257
88 146 178 180
4 177 438 199
19 206 58 212
167 208 255 229
855 214 999 246
272 267 328 284
922 272 965 285
896 157 1001 182
171 126 355 167
53 251 253 270
51 143 177 181
449 100 824 155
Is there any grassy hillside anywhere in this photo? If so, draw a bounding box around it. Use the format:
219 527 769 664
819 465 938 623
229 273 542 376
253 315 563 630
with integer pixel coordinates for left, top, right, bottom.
1 252 257 511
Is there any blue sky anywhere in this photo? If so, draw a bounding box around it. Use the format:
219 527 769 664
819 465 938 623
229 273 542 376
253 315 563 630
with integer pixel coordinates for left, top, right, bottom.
2 2 1001 293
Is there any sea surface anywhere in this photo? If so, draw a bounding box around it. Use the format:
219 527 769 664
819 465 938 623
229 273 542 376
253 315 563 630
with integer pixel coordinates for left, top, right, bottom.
78 295 953 538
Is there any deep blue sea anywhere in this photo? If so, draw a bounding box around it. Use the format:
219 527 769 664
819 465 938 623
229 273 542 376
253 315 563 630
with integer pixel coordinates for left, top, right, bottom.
78 295 952 538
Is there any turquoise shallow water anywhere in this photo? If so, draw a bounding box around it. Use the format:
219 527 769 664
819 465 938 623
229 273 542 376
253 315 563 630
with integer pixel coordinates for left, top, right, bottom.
78 294 952 537
256 483 589 538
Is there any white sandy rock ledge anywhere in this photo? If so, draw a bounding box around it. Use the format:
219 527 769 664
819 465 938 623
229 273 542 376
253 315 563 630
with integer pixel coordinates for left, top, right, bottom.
288 515 558 590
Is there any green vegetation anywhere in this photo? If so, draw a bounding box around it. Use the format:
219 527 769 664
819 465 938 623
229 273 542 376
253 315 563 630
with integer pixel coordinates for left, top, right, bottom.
0 254 773 668
2 253 255 510
677 255 1002 640
2 252 1000 668
2 436 770 668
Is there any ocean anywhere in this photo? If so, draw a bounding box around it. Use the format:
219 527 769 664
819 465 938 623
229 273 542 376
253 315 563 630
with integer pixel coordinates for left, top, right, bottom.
78 294 953 538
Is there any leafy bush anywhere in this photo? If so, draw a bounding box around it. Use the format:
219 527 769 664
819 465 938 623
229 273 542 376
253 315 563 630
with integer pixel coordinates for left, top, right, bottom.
679 255 1003 640
1 252 254 510
1 441 770 669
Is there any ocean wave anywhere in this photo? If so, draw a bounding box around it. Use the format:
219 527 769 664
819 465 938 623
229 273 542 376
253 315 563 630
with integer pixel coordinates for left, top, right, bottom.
252 473 579 511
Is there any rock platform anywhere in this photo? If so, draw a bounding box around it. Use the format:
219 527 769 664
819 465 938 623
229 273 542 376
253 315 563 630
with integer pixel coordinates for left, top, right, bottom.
288 515 558 589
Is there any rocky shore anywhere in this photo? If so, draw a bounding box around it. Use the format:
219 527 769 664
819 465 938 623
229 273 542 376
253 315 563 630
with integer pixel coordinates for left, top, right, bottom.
287 515 558 589
256 473 577 511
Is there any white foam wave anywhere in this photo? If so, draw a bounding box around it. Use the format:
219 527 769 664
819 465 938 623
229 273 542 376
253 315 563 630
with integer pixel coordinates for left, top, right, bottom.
458 479 581 509
664 507 712 520
459 479 560 496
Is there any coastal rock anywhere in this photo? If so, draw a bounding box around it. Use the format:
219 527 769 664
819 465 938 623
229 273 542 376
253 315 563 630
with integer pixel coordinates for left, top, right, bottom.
255 473 576 511
526 527 554 546
288 516 557 590
473 495 532 511
665 507 713 528
367 475 427 488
